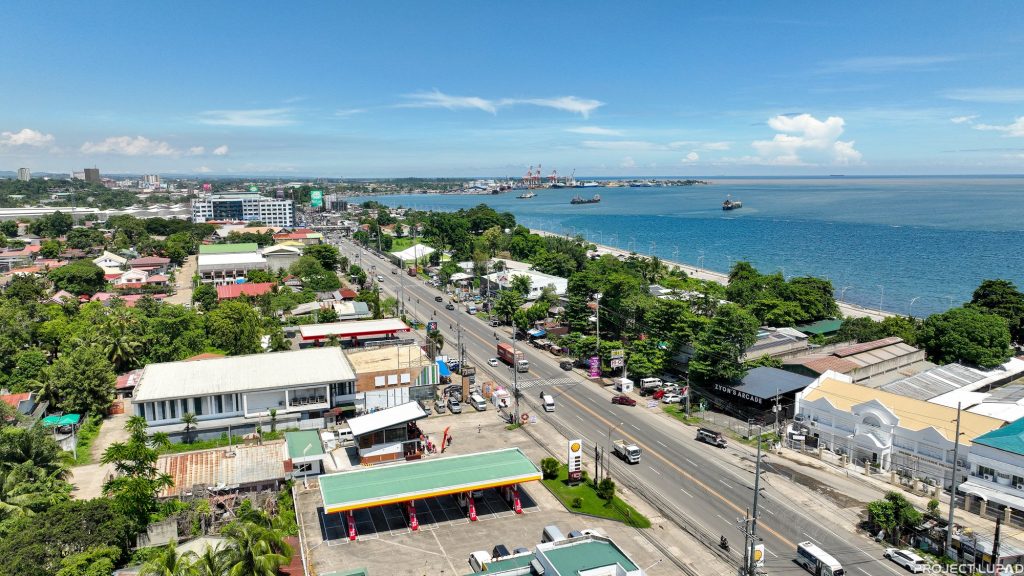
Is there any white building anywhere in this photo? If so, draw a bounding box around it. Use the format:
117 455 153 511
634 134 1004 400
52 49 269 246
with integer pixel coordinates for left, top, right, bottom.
93 250 128 274
191 191 294 227
132 348 356 440
17 168 30 181
963 417 1024 522
197 252 268 284
795 371 1005 487
482 269 568 300
261 244 303 272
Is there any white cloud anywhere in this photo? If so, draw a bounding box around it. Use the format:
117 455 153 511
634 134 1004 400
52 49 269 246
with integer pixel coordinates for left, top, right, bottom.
198 108 295 127
751 113 862 165
81 136 178 156
213 144 230 156
0 128 54 147
620 156 636 168
943 88 1024 103
974 117 1024 137
581 140 660 151
700 141 732 151
188 146 205 156
824 55 961 73
950 115 978 124
566 126 623 136
334 108 367 118
681 152 700 163
197 166 213 173
400 90 604 117
400 90 497 114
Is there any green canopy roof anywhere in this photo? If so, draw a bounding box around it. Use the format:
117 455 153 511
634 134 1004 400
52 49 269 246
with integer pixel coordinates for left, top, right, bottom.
795 318 843 335
41 414 81 427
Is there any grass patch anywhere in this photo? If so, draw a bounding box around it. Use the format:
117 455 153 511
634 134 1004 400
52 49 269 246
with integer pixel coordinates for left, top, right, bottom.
157 430 290 454
661 404 702 425
390 237 423 252
541 465 651 528
71 414 103 466
505 423 522 431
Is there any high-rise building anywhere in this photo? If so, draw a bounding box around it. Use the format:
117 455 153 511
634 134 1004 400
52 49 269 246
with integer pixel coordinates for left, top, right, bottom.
191 190 294 227
17 168 30 181
83 168 100 183
143 174 161 187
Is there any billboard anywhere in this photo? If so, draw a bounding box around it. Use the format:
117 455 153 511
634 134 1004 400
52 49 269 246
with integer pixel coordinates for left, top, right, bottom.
588 356 600 378
202 183 212 192
249 185 258 193
610 358 624 369
567 439 583 482
310 189 323 208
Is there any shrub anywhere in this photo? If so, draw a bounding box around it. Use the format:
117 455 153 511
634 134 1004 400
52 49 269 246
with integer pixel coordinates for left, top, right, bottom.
572 497 583 509
597 478 617 501
540 457 560 480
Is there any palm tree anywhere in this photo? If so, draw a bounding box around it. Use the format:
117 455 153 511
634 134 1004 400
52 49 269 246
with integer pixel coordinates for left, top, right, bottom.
0 461 71 519
181 412 198 444
187 544 229 576
223 522 291 576
139 540 194 576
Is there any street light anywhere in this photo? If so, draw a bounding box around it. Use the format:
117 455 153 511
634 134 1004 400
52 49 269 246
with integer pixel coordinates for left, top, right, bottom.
593 293 603 378
840 285 852 301
908 297 920 318
876 284 885 314
302 443 312 489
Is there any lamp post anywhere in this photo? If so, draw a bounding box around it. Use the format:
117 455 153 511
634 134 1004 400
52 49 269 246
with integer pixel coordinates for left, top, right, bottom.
945 402 964 555
877 284 885 314
908 297 920 318
606 421 623 483
840 285 852 301
593 292 603 378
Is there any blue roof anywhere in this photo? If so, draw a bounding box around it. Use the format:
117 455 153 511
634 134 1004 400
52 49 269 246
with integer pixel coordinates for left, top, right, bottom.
973 417 1024 455
436 360 451 377
733 367 814 399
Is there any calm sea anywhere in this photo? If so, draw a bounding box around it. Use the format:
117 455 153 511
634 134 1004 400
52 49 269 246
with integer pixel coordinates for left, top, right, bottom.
352 176 1024 317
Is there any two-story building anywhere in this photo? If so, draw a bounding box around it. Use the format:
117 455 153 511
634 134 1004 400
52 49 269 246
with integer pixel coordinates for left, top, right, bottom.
795 371 1005 487
962 418 1024 523
344 344 439 413
132 348 356 441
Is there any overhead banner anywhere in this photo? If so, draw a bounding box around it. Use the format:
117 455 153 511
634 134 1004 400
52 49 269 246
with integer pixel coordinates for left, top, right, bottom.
567 439 583 482
310 189 323 208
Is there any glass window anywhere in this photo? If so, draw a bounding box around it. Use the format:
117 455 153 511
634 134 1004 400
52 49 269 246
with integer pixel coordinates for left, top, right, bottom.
215 395 223 413
193 397 204 415
169 400 177 419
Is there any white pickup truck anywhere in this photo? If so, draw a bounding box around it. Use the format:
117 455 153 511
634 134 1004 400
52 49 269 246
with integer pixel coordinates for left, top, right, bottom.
612 439 641 464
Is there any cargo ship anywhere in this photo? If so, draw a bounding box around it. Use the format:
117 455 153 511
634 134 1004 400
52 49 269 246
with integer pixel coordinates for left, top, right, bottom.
722 195 742 210
571 193 601 204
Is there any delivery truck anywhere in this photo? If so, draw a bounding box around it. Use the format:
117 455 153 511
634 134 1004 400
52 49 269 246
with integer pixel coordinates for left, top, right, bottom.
497 342 529 372
612 439 641 464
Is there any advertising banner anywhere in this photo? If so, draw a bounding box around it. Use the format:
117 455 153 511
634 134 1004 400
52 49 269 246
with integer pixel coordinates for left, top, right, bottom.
310 189 323 208
588 356 600 378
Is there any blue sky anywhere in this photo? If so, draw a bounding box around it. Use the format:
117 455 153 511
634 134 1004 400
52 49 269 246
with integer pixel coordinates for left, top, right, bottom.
1 1 1023 177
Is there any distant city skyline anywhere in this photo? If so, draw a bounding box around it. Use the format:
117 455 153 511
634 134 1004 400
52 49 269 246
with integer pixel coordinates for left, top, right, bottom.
1 1 1023 177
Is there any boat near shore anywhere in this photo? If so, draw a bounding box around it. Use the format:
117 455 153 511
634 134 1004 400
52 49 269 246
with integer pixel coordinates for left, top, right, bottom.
517 191 536 199
722 194 742 210
571 193 601 204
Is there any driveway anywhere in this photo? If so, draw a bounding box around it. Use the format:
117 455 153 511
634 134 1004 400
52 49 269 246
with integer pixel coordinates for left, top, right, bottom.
164 254 196 305
69 410 130 499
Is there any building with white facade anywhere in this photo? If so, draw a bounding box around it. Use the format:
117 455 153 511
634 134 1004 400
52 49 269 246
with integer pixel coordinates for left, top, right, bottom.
963 417 1024 523
197 251 268 284
795 371 1005 487
17 168 30 181
132 348 356 440
482 269 568 300
191 191 294 227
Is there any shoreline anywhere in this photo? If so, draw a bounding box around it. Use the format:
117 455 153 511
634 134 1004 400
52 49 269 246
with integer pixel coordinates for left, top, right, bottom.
531 228 894 321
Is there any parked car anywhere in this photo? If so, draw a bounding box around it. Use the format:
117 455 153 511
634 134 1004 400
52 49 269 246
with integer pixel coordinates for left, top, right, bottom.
392 268 398 274
418 400 432 415
433 400 447 413
434 296 443 302
652 389 666 400
488 357 499 367
445 303 455 310
611 395 637 406
489 319 500 327
376 275 385 282
662 393 683 404
559 360 573 371
884 549 927 573
447 397 462 414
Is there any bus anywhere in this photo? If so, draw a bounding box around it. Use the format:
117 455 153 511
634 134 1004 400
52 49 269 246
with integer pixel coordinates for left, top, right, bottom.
796 541 844 576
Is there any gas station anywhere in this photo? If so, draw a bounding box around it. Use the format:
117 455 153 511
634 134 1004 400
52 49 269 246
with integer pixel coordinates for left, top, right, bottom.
318 447 542 541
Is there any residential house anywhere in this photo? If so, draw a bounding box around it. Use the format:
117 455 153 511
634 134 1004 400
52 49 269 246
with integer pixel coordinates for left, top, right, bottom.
128 256 171 275
1 391 38 416
262 244 303 272
482 269 568 300
963 417 1024 523
0 244 40 272
216 282 277 300
93 250 128 274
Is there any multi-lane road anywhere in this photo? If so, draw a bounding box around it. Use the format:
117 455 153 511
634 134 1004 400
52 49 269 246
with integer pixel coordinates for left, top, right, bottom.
330 236 903 576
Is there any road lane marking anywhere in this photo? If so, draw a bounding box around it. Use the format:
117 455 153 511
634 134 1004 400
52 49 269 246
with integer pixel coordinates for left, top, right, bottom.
802 533 821 545
761 507 774 515
715 514 732 526
857 568 871 576
630 423 641 431
575 415 584 422
680 488 694 498
684 457 696 466
648 466 662 475
656 440 668 448
554 390 797 549
766 548 778 558
718 479 731 488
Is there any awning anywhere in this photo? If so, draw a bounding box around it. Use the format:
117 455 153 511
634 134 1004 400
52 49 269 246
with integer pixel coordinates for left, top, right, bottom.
527 328 546 338
958 481 1024 511
437 360 452 378
41 414 82 427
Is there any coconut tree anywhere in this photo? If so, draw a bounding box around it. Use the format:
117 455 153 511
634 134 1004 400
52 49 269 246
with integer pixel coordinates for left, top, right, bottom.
180 412 198 444
139 540 194 576
187 544 229 576
223 522 292 576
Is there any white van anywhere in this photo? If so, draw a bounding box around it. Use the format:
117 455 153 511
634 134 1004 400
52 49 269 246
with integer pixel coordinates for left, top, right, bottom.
541 525 566 543
541 393 555 412
335 428 354 445
469 551 491 572
469 393 487 411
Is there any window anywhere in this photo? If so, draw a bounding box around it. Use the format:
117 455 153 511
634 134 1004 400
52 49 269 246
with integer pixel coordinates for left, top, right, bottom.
295 462 313 473
978 465 996 478
215 395 223 413
193 397 204 415
374 376 386 388
169 400 177 419
158 401 166 420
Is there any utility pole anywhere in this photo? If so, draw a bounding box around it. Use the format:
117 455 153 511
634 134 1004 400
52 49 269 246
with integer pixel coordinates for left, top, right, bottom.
945 402 963 555
747 427 765 576
992 515 1003 576
512 334 520 423
773 388 781 437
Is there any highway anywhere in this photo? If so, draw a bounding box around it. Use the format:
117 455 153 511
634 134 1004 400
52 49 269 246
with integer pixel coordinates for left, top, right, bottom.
330 236 903 576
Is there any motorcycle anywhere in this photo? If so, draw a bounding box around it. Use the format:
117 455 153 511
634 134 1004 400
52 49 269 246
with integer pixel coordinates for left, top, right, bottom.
720 536 729 551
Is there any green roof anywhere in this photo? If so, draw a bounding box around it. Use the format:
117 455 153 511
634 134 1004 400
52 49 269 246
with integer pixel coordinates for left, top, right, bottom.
285 430 324 460
319 448 541 513
465 554 535 575
796 318 844 335
41 414 81 427
973 417 1024 455
540 540 638 574
321 570 369 576
199 243 259 254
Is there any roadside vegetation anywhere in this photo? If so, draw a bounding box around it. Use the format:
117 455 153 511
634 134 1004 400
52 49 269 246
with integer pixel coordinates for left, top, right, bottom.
540 460 651 528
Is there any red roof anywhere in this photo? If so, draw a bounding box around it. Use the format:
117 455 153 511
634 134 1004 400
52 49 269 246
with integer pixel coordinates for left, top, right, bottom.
147 274 168 283
0 393 31 409
216 282 276 300
113 282 145 290
185 352 226 361
129 256 170 266
833 336 904 357
116 370 142 390
104 272 124 280
340 289 358 299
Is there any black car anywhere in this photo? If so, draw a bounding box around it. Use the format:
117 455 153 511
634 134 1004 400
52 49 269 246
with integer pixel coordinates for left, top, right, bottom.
434 295 443 302
559 360 573 371
492 544 511 560
445 303 455 310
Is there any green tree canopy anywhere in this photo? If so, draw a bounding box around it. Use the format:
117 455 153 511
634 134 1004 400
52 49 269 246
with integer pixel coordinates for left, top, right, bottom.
969 279 1024 343
688 304 760 383
918 306 1012 368
304 244 340 271
48 260 106 296
205 300 263 355
47 345 116 415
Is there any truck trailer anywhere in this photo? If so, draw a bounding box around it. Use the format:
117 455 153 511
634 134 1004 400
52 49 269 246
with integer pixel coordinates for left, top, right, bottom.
497 342 529 372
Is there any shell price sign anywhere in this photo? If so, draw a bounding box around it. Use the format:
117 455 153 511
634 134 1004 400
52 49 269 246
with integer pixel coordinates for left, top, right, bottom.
567 438 583 482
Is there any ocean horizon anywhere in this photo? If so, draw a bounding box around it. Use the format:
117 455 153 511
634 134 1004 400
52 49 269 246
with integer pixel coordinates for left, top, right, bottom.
352 175 1024 318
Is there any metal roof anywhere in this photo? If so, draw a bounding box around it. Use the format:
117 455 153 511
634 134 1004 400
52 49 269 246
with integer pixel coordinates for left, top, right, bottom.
298 318 410 340
134 347 355 402
156 441 286 497
537 537 640 575
728 367 814 400
285 430 325 461
973 417 1024 455
199 243 259 254
319 448 541 513
346 401 427 437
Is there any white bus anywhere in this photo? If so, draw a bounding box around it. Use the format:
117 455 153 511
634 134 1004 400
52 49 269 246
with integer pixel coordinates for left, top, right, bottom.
796 541 844 576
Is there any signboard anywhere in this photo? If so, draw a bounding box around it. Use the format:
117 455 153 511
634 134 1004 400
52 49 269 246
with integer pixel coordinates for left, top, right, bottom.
610 358 624 369
427 321 438 332
202 183 212 192
753 544 766 567
610 349 625 360
588 356 600 378
249 185 258 193
567 439 583 482
310 189 323 208
681 385 690 398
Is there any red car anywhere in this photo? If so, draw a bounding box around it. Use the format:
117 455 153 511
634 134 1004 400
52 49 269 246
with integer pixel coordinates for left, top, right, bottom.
611 395 637 406
652 389 665 400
